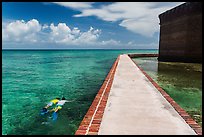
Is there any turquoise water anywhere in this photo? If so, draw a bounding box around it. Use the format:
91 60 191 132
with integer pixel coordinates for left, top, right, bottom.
132 57 202 126
2 49 158 135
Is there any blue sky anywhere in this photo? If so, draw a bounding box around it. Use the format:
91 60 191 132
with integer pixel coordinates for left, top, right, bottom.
2 2 183 49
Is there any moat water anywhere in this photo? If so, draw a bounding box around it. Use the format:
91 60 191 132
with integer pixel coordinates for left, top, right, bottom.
132 57 202 126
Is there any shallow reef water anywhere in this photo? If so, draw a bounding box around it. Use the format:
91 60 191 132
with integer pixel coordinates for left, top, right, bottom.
2 49 157 135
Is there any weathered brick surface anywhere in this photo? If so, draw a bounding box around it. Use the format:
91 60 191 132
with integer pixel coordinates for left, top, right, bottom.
129 55 202 135
75 130 87 135
75 56 119 135
158 2 202 63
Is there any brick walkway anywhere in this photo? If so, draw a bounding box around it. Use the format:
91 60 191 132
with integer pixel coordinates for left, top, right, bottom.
98 54 197 135
75 54 201 135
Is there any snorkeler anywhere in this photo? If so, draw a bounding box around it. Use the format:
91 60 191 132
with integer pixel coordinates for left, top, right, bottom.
49 97 72 121
41 97 60 114
49 97 71 113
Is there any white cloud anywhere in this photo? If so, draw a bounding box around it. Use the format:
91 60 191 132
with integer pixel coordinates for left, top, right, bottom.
49 23 101 45
74 27 101 44
3 19 41 42
73 8 122 22
70 2 184 37
137 42 159 49
2 18 158 48
119 17 158 37
3 19 106 46
49 23 73 43
52 2 93 9
101 39 121 46
42 24 49 29
71 27 80 35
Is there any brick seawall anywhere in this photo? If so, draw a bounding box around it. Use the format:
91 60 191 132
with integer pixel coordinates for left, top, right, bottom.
75 56 119 135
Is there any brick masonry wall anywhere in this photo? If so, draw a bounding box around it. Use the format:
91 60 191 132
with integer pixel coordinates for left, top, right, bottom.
129 54 202 135
75 56 119 135
158 2 202 63
128 53 158 58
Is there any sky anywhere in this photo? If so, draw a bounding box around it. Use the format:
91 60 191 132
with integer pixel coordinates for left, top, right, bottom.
2 2 184 49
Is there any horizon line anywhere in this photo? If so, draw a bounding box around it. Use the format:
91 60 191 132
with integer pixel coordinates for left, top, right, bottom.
2 48 158 50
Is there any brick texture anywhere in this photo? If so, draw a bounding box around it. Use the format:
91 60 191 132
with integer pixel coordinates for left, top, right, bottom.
75 56 120 135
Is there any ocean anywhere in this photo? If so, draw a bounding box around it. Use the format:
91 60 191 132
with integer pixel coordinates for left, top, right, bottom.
2 49 158 135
